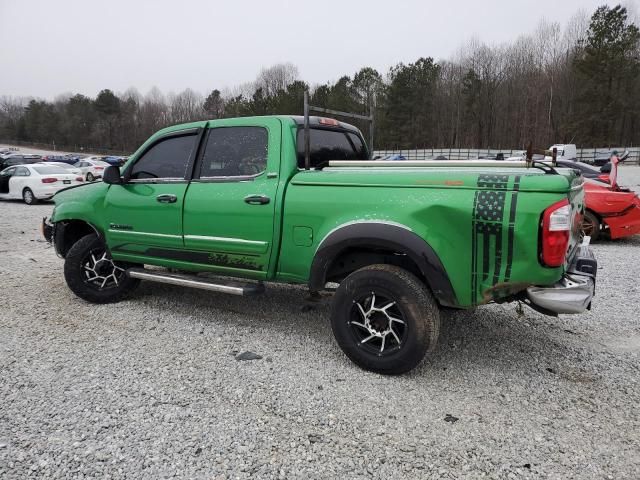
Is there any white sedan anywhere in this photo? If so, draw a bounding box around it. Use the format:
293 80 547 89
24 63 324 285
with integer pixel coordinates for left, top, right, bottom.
74 159 111 181
0 164 84 205
44 161 83 176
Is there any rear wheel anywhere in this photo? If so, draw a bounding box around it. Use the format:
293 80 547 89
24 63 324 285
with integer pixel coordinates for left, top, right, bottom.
64 234 140 303
581 210 601 242
330 264 440 375
86 172 94 182
22 188 37 205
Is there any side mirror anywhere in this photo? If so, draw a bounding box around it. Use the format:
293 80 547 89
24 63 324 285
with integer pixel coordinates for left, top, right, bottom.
102 165 122 185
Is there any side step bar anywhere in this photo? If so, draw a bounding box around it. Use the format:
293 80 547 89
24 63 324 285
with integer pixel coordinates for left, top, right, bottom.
127 268 265 296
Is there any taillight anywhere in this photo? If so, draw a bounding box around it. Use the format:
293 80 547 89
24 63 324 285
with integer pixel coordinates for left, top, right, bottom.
76 176 84 182
94 166 104 170
41 178 57 184
541 199 571 267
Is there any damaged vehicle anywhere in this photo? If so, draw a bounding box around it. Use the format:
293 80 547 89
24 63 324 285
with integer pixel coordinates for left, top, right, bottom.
581 154 640 241
43 115 597 374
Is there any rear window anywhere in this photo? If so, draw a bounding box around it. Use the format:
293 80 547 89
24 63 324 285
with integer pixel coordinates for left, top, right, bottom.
296 128 368 168
33 166 68 174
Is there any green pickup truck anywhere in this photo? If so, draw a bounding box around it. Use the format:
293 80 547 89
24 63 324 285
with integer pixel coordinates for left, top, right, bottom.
44 115 597 374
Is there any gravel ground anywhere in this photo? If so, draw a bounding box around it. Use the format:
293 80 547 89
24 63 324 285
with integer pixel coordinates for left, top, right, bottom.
1 168 640 479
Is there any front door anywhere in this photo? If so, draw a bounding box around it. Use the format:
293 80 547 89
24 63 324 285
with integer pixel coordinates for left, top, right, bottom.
182 119 281 278
105 129 201 263
0 167 16 195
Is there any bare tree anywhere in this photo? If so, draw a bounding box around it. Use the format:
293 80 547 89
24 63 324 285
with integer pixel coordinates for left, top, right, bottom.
254 63 299 97
169 88 204 123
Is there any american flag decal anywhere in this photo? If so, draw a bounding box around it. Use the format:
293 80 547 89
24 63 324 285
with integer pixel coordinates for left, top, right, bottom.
471 174 520 303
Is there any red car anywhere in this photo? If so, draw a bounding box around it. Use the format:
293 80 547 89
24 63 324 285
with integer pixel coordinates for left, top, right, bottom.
582 155 640 241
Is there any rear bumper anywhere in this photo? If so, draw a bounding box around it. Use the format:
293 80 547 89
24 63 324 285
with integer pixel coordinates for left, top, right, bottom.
526 243 596 315
604 198 640 239
34 183 82 199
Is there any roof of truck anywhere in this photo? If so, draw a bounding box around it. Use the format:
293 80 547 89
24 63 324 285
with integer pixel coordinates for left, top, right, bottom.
288 115 361 133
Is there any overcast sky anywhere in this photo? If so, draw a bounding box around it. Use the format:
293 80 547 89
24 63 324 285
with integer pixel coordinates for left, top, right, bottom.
0 0 632 99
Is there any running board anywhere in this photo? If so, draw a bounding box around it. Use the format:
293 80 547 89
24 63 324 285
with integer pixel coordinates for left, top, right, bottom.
127 268 265 296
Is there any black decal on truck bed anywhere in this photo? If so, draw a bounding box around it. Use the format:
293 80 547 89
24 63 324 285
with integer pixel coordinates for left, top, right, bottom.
471 174 520 303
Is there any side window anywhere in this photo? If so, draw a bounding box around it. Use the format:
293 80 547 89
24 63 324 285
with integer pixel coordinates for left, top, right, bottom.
129 134 197 180
347 133 368 159
15 167 29 176
296 128 369 168
198 127 268 178
1 167 16 177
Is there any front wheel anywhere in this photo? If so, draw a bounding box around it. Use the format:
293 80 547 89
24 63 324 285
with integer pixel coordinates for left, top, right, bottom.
330 264 440 375
64 234 140 303
86 172 95 182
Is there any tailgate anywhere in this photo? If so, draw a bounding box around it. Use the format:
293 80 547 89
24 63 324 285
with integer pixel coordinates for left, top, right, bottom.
566 172 586 265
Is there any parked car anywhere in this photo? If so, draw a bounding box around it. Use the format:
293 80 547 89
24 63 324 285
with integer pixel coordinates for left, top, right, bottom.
547 144 577 161
382 154 407 161
581 154 640 241
42 154 80 165
0 164 84 204
479 153 506 160
593 150 629 167
0 152 30 161
505 152 545 161
43 115 597 374
0 155 42 170
74 159 111 181
81 156 105 163
102 156 127 167
551 160 610 184
43 161 83 176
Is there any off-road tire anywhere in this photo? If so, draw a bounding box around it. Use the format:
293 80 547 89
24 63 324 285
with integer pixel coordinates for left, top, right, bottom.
64 234 140 303
330 264 440 375
23 188 37 205
582 210 601 242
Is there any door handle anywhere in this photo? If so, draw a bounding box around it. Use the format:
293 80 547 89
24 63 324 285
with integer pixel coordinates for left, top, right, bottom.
244 194 270 205
156 194 177 204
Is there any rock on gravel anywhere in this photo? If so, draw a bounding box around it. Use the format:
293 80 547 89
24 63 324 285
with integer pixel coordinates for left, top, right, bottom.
1 168 640 479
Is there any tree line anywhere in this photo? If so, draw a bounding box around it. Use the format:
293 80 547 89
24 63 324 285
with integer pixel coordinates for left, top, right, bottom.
1 4 638 153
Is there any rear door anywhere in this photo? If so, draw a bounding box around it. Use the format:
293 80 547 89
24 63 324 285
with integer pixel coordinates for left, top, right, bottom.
10 166 31 194
104 129 201 260
182 118 281 278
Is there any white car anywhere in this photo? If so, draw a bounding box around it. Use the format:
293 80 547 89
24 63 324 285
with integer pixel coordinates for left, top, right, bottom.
74 159 111 181
43 161 83 176
0 164 84 205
